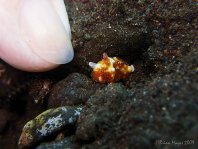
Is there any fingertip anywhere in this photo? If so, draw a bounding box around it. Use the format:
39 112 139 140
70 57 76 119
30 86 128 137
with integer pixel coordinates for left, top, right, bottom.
19 0 74 64
0 0 74 72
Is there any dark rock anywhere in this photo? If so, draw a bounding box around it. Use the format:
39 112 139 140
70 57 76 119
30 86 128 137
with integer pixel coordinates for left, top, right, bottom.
74 50 198 149
75 83 131 141
48 73 104 108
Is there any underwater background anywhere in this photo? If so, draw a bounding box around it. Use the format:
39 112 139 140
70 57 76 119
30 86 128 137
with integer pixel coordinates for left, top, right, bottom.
0 0 197 148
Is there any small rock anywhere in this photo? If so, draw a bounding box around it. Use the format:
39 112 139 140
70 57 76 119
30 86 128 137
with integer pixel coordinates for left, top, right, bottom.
18 106 82 149
48 73 104 108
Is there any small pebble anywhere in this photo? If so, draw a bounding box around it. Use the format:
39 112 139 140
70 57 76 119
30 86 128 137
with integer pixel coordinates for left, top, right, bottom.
18 106 82 149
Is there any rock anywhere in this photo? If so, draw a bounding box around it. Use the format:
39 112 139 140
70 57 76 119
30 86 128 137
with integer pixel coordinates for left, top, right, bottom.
18 106 82 149
74 50 198 148
48 73 104 108
66 0 151 73
75 83 131 141
36 137 73 149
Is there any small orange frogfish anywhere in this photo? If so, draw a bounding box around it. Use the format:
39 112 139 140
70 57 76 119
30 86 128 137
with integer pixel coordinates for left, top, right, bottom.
89 53 135 83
